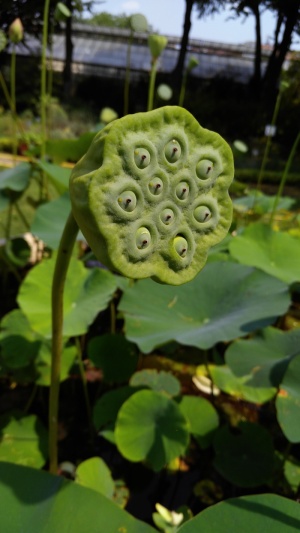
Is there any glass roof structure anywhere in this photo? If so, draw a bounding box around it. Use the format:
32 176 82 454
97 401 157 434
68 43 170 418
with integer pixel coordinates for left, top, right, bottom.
8 23 278 84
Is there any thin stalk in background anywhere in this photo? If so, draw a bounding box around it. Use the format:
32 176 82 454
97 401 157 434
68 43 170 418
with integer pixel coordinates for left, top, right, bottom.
179 56 199 108
256 81 289 193
40 0 51 200
75 337 94 444
124 29 133 116
147 34 168 112
269 130 300 226
0 72 25 137
49 211 79 474
10 45 17 163
147 58 158 112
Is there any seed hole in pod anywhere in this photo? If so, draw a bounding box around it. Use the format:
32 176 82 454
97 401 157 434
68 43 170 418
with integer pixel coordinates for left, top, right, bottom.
196 159 214 180
174 236 188 258
160 208 174 226
117 190 137 212
175 181 189 200
136 227 151 249
164 139 181 163
148 177 163 196
194 205 212 223
134 148 151 169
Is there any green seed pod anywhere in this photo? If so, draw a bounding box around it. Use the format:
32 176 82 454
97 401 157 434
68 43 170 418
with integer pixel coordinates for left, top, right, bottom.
70 106 234 285
9 18 23 44
148 34 168 59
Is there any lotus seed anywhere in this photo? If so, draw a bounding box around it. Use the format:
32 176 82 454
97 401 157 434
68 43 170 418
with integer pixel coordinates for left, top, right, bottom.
160 208 174 225
174 236 188 257
176 182 189 200
194 205 212 222
164 139 181 163
196 159 214 180
118 191 137 212
134 148 151 169
148 177 163 195
136 227 151 249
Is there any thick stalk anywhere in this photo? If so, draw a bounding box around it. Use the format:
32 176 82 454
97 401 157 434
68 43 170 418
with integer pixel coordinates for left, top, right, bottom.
147 58 158 112
49 210 79 474
269 131 300 226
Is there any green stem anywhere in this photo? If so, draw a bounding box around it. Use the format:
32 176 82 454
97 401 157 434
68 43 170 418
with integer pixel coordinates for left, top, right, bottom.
178 70 188 107
10 45 17 163
269 130 300 226
256 90 282 193
5 202 13 240
123 30 133 116
75 337 94 443
0 71 25 137
147 58 158 112
49 210 78 474
40 0 51 162
14 201 31 231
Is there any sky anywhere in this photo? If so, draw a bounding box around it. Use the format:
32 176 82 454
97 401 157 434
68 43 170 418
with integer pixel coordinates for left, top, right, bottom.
96 0 300 50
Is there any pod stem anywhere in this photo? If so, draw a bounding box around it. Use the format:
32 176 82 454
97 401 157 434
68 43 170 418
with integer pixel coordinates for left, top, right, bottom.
147 58 158 111
269 130 300 226
49 210 79 474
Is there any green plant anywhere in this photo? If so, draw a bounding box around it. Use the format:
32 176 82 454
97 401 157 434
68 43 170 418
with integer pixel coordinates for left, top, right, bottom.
49 105 234 473
147 34 168 111
124 13 148 116
179 56 199 108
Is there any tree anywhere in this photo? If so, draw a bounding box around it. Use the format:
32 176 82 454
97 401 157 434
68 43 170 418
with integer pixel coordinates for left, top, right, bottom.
229 0 300 97
172 0 226 87
262 0 300 96
228 1 264 93
77 11 133 28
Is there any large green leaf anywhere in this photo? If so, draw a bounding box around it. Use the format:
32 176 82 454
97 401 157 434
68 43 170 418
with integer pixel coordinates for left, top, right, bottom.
0 412 47 468
210 365 276 404
115 390 189 471
34 160 70 194
93 386 136 431
276 354 300 443
233 192 295 214
0 163 31 192
213 422 274 487
178 493 300 532
178 395 219 448
0 462 156 533
17 256 117 338
30 193 72 249
225 327 300 388
88 333 138 384
0 309 41 368
229 223 300 284
119 262 290 353
0 309 76 385
130 369 181 397
76 457 115 499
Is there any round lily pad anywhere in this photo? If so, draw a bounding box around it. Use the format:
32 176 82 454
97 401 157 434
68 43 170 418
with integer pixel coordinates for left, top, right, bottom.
115 389 189 471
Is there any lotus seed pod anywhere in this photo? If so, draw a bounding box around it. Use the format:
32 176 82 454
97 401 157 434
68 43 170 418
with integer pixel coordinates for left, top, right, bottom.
130 14 148 32
148 34 168 59
9 18 23 44
70 106 234 285
187 56 199 72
